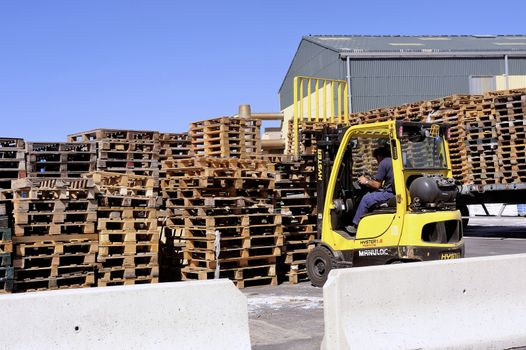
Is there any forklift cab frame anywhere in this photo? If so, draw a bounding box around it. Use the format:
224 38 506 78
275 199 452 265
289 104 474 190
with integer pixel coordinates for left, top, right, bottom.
308 120 464 287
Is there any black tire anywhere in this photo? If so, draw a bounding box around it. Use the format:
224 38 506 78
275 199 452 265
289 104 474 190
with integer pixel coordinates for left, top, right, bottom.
459 204 470 229
389 260 404 264
307 246 337 288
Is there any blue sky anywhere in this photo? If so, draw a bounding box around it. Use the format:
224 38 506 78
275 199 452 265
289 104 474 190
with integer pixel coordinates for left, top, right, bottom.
1 0 525 141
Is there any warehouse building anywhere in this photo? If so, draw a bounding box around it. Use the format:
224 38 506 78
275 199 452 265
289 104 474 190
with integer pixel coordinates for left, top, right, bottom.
279 35 526 115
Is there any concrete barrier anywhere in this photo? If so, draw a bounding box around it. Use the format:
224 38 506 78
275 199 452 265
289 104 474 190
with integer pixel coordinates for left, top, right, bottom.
0 279 251 350
322 254 526 350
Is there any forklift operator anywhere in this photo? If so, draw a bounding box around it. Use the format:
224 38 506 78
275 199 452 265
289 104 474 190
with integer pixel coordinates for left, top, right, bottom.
348 146 395 233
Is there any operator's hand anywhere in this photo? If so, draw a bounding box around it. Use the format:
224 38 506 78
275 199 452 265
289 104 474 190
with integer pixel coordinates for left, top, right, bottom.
358 176 369 186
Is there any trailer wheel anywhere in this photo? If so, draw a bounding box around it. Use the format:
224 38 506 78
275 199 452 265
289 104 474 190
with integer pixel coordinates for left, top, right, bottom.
307 246 336 287
459 204 470 229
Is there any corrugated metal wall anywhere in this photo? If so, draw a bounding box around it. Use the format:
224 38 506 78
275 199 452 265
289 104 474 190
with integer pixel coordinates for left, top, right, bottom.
279 41 526 112
509 57 526 72
349 57 507 112
279 40 345 109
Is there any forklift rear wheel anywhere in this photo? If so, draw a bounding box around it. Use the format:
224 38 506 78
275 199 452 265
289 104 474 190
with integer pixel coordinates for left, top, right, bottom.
307 246 337 287
459 204 470 229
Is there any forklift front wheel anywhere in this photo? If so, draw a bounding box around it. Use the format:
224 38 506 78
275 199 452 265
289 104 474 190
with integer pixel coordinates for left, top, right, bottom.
307 245 337 288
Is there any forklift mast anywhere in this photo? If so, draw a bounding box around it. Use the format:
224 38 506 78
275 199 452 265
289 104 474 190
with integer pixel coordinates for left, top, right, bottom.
314 126 349 238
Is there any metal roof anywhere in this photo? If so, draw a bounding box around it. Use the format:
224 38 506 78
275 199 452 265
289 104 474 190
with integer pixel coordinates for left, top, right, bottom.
304 35 526 57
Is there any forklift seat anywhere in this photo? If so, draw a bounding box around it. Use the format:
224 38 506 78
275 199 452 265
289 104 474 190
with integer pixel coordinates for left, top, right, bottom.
367 195 397 215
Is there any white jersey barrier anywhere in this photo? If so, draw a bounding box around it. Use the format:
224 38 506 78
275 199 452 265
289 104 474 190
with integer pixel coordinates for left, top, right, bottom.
0 279 251 350
322 254 526 350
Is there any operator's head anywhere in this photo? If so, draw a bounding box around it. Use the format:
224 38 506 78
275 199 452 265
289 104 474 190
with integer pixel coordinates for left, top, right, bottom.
373 145 391 162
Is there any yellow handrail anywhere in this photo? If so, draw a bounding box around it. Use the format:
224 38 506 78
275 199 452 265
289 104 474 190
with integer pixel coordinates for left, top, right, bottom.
292 76 349 158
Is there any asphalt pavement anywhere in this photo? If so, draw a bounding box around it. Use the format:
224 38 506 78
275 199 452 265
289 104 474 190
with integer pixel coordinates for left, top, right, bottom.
244 217 526 350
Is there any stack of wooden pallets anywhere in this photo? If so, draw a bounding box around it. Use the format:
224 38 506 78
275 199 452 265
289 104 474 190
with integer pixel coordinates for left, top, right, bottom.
26 142 97 178
164 157 282 288
189 117 261 158
86 171 159 286
11 178 98 292
68 129 160 181
157 133 193 281
349 94 479 183
463 89 526 185
291 94 483 183
0 138 26 190
274 158 317 284
159 132 192 163
0 200 13 293
354 89 525 185
287 121 342 156
158 158 187 282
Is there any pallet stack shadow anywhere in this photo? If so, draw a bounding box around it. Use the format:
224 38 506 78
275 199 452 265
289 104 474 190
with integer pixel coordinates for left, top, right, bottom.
274 157 316 284
26 142 97 178
158 133 192 282
86 172 159 286
11 178 98 292
68 129 160 180
0 138 26 190
166 158 281 288
0 199 14 293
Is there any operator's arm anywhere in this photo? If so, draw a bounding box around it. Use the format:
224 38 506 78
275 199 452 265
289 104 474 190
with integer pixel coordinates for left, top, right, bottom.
358 176 382 190
358 158 390 190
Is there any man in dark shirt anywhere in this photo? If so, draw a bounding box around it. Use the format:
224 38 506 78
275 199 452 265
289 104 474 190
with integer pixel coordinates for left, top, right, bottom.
348 146 395 233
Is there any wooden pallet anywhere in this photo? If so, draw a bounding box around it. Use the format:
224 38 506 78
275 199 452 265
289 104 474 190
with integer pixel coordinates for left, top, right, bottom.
185 254 277 270
0 240 12 255
13 222 97 237
97 276 158 287
11 178 97 200
97 252 158 266
0 138 26 190
98 264 159 280
14 253 97 270
189 117 262 158
0 227 12 240
182 264 275 280
159 132 193 161
99 195 158 209
15 240 98 256
0 266 14 293
99 231 159 244
98 241 159 257
13 210 97 225
26 142 97 178
14 272 95 292
96 206 156 219
68 129 160 142
97 218 157 232
0 252 11 267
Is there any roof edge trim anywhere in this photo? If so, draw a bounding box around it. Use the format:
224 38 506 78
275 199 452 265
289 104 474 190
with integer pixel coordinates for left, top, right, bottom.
339 51 526 58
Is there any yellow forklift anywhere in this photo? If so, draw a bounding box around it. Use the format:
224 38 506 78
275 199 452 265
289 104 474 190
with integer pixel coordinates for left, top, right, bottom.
307 120 465 287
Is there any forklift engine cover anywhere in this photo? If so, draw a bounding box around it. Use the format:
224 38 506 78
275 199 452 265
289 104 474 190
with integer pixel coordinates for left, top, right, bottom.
410 175 457 210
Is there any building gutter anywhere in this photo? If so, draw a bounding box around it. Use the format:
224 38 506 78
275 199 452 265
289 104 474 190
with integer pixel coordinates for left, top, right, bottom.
339 51 526 59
